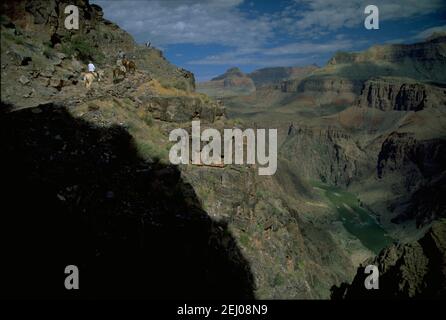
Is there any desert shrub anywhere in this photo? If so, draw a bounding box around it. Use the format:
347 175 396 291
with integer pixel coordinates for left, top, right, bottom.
135 140 168 163
2 30 26 45
143 113 154 127
172 79 190 92
61 35 105 64
198 93 213 105
43 47 58 60
239 233 250 247
159 78 190 92
272 273 285 287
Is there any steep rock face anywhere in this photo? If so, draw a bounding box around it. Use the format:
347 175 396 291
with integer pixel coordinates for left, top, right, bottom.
331 219 446 299
376 132 446 226
280 126 370 186
281 35 446 108
181 158 368 299
282 76 363 95
2 0 136 55
327 36 446 83
329 36 446 65
404 172 446 228
142 96 224 123
280 76 363 107
377 132 445 181
357 78 446 111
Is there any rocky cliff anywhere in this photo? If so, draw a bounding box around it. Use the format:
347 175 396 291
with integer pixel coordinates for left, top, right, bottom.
331 219 446 299
375 131 446 227
278 35 446 109
357 77 446 111
327 36 446 82
280 126 371 186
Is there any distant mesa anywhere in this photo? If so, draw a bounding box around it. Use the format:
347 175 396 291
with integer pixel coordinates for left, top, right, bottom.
197 67 255 97
197 65 319 98
212 67 245 80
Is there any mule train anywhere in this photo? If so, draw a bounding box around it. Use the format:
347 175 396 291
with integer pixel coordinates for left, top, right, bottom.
81 70 104 90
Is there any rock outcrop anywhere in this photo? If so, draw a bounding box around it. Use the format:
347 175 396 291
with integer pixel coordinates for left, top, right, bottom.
376 132 446 227
357 77 446 111
331 219 446 299
282 76 362 95
280 126 371 186
281 35 446 108
327 36 446 83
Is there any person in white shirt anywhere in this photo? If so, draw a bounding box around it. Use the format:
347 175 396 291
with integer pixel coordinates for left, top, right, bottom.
87 61 100 81
88 61 95 73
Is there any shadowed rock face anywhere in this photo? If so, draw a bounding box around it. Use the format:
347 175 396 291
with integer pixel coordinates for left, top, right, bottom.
281 126 369 186
357 78 446 111
0 103 254 299
376 132 446 227
331 219 446 299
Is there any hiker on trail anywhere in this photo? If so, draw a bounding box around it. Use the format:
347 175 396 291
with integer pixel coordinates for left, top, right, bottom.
84 61 103 85
88 61 99 79
88 61 96 73
82 61 99 89
117 50 126 66
146 41 151 48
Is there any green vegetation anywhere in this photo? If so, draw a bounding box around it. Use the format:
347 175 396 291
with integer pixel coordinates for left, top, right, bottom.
239 233 250 247
160 78 191 92
61 35 105 64
43 46 58 60
272 273 285 287
2 30 25 45
143 113 154 127
135 140 168 163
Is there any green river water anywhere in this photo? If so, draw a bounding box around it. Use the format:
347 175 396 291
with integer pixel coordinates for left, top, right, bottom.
314 182 393 254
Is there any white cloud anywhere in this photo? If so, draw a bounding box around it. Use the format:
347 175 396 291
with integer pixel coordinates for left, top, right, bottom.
92 0 273 48
413 25 446 40
92 0 446 69
189 55 313 67
273 0 446 37
188 38 353 66
262 40 353 55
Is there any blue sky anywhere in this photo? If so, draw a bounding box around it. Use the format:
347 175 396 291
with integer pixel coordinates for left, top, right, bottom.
92 0 446 81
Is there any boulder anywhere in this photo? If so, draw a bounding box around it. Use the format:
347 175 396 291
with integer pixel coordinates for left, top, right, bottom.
18 75 30 85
